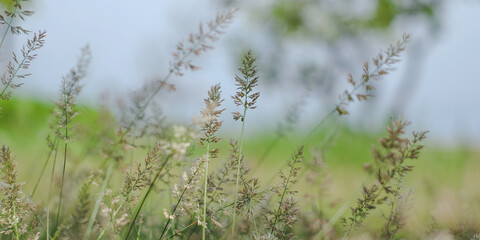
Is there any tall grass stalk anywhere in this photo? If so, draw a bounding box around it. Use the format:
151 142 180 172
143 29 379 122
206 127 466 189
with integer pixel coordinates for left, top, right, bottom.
231 51 260 235
199 84 224 239
46 139 60 240
55 112 69 227
47 45 91 233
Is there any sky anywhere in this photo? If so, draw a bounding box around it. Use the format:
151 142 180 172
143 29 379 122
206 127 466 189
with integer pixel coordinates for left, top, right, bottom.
3 0 480 146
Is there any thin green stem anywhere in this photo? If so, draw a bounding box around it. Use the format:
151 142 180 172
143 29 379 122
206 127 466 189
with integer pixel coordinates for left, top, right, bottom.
202 143 210 240
232 101 247 236
83 160 114 240
31 136 58 197
56 106 69 226
252 138 279 173
270 148 301 235
46 139 60 240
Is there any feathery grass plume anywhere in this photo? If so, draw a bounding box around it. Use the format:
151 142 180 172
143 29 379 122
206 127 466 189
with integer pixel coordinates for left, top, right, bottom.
267 146 303 240
340 184 384 237
170 9 237 77
336 34 410 116
231 50 260 122
339 117 427 238
0 145 37 238
56 45 91 209
0 30 46 101
0 0 34 48
120 8 237 138
372 118 427 239
198 84 225 239
53 45 91 143
301 34 410 147
236 178 264 232
231 50 260 235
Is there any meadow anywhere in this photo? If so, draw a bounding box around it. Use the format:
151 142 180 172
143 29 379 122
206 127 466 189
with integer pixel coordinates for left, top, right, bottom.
1 3 480 240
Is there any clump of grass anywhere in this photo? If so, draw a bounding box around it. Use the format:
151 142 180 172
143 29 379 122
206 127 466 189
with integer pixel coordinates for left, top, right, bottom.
0 145 38 239
340 117 428 238
267 146 304 239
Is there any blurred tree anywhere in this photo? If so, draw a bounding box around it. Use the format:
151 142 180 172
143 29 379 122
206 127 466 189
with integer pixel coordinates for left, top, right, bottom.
218 0 442 120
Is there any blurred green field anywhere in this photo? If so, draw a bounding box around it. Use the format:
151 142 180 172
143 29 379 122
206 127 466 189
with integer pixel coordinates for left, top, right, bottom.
1 98 479 238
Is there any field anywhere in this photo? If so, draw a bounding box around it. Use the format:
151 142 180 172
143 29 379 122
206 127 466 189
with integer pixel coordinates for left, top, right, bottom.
1 98 479 239
1 3 480 239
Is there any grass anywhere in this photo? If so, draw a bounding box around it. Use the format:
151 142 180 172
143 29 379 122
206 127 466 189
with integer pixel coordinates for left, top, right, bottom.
0 3 479 239
1 98 479 239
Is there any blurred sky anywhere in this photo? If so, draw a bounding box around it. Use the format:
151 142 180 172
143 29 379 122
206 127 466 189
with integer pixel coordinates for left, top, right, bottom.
3 0 480 146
